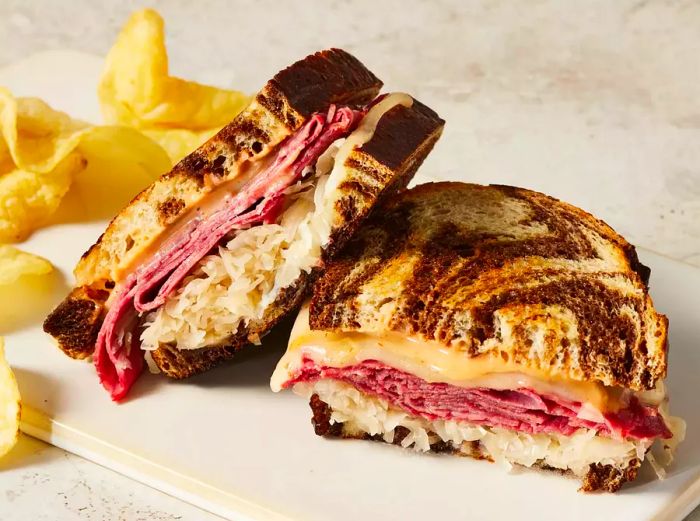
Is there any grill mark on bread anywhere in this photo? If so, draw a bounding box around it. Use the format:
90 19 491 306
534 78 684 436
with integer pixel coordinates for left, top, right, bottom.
157 197 186 225
260 49 382 121
360 100 443 171
505 185 651 286
310 182 666 391
337 178 381 199
311 204 415 329
170 151 210 186
384 198 600 341
216 119 273 162
314 101 446 304
470 277 646 387
322 100 444 264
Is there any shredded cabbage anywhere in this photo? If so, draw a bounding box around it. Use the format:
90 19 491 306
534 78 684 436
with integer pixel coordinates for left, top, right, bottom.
140 152 338 351
298 379 650 477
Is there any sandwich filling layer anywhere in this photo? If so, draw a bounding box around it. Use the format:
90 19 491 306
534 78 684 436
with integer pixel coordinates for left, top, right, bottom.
297 379 648 478
273 306 675 455
94 94 413 400
279 358 672 440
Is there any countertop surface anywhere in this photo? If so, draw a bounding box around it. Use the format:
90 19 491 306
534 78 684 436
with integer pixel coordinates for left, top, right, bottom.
0 0 698 519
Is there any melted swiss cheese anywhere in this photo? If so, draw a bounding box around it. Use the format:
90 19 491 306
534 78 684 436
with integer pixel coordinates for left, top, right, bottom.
271 304 626 413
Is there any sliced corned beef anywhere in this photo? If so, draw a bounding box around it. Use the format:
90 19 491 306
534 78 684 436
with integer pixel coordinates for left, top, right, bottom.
285 358 672 441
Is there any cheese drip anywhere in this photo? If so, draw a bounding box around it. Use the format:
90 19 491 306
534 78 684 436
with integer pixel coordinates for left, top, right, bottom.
272 304 644 413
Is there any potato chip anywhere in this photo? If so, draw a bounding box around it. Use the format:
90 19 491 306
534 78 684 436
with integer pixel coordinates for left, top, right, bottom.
0 153 85 242
0 245 53 285
0 85 172 239
99 9 249 161
99 9 249 129
0 338 21 458
0 246 55 334
0 89 92 241
0 88 89 174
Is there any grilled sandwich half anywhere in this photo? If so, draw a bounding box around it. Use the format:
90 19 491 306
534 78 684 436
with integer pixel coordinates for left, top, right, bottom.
272 182 684 492
44 49 445 400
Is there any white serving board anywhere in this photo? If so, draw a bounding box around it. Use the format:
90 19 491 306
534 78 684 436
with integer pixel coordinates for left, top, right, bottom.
1 51 699 521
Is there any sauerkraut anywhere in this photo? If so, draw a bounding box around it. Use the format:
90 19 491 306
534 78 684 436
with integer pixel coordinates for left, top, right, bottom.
296 379 649 477
140 153 338 351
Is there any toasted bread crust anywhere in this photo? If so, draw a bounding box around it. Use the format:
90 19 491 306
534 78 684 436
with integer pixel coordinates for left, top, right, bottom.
580 459 641 493
309 394 640 493
258 49 383 126
323 99 444 261
149 100 445 378
310 182 667 391
43 285 109 359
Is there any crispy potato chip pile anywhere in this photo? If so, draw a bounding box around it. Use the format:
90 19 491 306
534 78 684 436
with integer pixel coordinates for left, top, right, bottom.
0 7 249 245
0 7 250 456
0 89 89 242
99 9 250 162
0 90 171 241
0 338 21 457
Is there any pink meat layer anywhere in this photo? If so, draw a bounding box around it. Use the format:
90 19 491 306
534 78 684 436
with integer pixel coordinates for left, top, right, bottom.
286 359 672 440
94 105 363 401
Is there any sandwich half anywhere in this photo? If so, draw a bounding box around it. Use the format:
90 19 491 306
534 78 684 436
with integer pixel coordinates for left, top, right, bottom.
44 49 445 400
271 182 685 492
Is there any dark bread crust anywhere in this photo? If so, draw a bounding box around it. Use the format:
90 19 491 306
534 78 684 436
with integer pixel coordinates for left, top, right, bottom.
45 48 383 361
310 182 667 391
309 394 641 493
323 99 444 262
580 459 641 493
258 48 382 126
43 286 109 359
149 99 445 378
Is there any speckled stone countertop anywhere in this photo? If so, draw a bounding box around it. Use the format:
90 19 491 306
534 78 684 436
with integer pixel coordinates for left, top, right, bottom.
0 1 698 519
